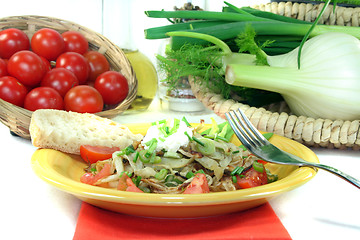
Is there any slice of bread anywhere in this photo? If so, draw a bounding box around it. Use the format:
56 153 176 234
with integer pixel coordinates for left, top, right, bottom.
29 109 143 155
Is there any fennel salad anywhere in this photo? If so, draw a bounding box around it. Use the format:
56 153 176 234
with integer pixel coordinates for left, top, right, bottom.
80 118 278 194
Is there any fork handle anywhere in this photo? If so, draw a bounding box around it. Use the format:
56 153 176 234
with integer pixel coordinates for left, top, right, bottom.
308 163 360 189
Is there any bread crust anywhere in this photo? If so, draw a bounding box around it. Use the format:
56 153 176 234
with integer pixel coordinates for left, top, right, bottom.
29 109 143 155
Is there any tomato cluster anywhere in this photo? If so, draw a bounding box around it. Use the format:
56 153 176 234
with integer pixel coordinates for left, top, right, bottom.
0 28 129 113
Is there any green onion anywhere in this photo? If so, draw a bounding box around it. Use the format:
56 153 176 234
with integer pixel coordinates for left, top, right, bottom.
232 6 309 24
120 171 133 178
138 186 151 193
146 138 158 157
150 154 161 164
231 166 244 176
196 169 206 175
232 175 237 183
253 161 265 173
145 20 226 39
163 151 181 158
145 138 156 146
192 136 205 147
186 171 195 179
139 150 150 163
215 135 229 142
164 174 183 186
145 10 269 23
169 118 180 135
132 176 142 187
152 119 166 125
155 169 168 180
232 150 240 154
266 169 279 183
184 131 192 141
116 145 135 156
165 174 175 182
181 116 191 127
133 151 139 163
125 145 135 154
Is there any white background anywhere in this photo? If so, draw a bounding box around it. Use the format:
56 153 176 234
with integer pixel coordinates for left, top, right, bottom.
1 1 360 239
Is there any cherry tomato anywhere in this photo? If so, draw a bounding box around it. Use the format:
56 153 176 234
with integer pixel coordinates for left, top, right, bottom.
56 52 89 84
31 28 65 61
0 58 7 77
0 28 30 59
80 145 120 164
64 85 103 113
183 173 210 194
0 76 28 107
7 50 46 87
62 31 88 54
39 56 52 72
94 71 128 105
83 51 110 82
236 166 268 189
41 68 79 97
24 87 64 111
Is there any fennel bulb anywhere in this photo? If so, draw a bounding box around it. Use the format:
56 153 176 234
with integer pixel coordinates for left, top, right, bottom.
226 32 360 120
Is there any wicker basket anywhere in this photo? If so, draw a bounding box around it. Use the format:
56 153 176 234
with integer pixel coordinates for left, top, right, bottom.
189 2 360 150
0 15 137 139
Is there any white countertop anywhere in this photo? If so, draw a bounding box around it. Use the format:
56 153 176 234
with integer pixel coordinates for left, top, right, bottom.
1 99 360 240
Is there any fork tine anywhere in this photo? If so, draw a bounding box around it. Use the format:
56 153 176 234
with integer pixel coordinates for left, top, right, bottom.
235 108 268 145
231 110 263 148
225 111 257 150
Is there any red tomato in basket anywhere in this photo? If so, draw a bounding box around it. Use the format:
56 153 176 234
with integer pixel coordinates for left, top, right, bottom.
0 28 30 59
0 76 28 107
94 71 128 105
183 173 210 194
39 56 52 72
236 167 268 189
0 58 7 77
24 87 64 111
31 28 65 61
62 31 88 54
80 145 120 164
56 52 89 84
41 68 79 97
7 50 47 87
83 51 110 82
64 85 103 113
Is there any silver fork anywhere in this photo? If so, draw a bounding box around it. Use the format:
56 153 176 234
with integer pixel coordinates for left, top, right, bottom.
225 108 360 189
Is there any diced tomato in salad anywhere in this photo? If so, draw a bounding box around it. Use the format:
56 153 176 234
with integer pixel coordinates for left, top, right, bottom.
80 145 120 164
183 173 210 194
80 163 112 185
117 174 143 193
236 166 268 189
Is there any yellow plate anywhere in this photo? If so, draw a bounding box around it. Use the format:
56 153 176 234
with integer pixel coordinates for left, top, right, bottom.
31 122 318 218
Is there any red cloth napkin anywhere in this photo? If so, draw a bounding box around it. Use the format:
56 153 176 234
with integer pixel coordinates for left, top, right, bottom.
73 202 291 240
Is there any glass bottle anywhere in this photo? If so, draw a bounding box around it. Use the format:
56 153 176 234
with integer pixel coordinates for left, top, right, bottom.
124 49 158 112
102 0 158 113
